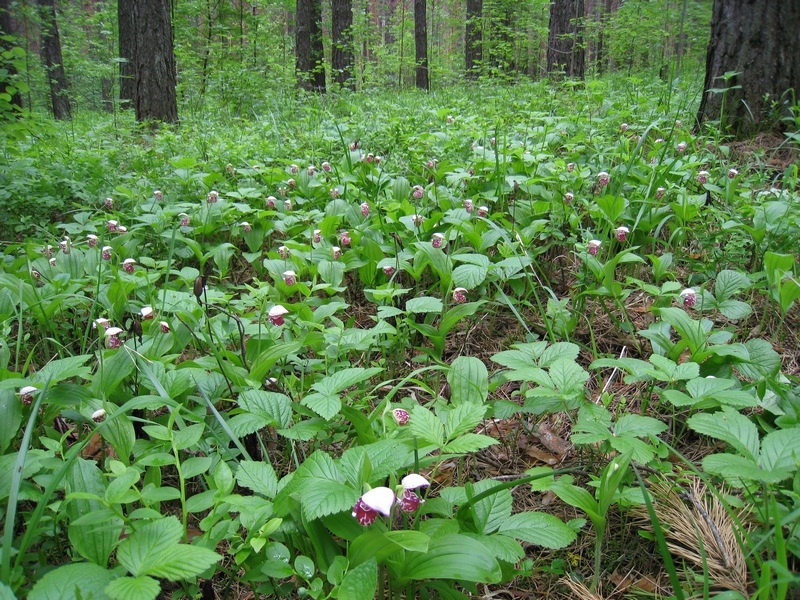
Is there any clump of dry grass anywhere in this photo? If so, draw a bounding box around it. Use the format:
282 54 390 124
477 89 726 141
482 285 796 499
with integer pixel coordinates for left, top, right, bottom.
636 476 751 596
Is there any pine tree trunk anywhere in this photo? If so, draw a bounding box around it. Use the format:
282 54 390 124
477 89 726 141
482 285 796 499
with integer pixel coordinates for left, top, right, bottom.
414 0 428 90
37 0 70 119
331 0 354 88
696 0 800 137
118 0 135 105
465 0 481 79
132 0 178 124
296 0 325 91
0 0 23 112
546 0 585 79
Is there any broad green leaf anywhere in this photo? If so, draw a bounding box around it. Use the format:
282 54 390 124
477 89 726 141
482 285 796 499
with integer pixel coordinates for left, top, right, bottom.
452 263 487 288
469 479 513 535
299 480 359 521
550 480 600 522
442 433 497 454
301 392 341 420
66 458 123 566
702 453 785 486
105 468 140 504
687 407 759 460
447 356 488 405
105 575 160 600
410 405 445 446
759 429 800 473
445 403 487 439
401 534 502 583
0 389 22 453
548 358 589 392
117 516 183 577
312 367 383 395
237 390 292 428
539 342 581 367
491 348 536 371
613 414 667 438
716 299 751 320
735 339 781 380
236 460 278 498
249 340 303 383
143 545 221 580
658 307 708 353
28 562 119 600
497 511 577 549
406 296 443 314
338 558 377 600
172 423 205 450
714 270 750 300
0 582 16 600
294 555 316 581
463 532 525 563
181 456 213 479
349 530 430 567
31 355 92 385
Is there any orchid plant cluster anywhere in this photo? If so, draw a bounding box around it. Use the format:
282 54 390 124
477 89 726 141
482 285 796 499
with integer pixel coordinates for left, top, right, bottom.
352 474 430 525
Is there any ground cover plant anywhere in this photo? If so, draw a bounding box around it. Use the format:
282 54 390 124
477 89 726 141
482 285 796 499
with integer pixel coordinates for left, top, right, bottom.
1 77 799 599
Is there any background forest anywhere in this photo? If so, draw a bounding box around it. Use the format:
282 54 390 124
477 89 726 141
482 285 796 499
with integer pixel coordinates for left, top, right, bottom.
1 1 800 600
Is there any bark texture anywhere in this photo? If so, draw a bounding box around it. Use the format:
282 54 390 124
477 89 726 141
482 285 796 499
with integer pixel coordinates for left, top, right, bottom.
331 0 354 89
118 0 135 104
414 0 428 90
546 0 585 79
296 0 325 91
464 0 482 78
132 0 178 124
38 0 71 119
696 0 800 137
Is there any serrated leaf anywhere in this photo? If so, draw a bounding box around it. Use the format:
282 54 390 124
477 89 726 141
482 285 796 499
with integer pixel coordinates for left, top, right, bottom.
613 414 667 438
445 403 487 439
236 460 278 498
687 407 759 460
759 429 800 473
548 358 589 392
491 349 534 371
539 342 581 367
238 390 292 428
144 545 221 580
452 263 488 288
716 299 752 320
443 433 497 454
117 516 183 577
702 453 785 486
31 354 92 385
410 405 445 446
301 392 341 420
447 356 488 405
312 367 383 396
28 562 120 600
105 575 160 600
715 270 750 301
338 558 377 600
735 339 781 380
299 479 360 521
406 296 443 314
401 534 502 583
497 511 577 549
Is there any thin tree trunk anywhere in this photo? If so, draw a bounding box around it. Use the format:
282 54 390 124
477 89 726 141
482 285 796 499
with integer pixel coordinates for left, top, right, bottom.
697 0 800 137
37 0 70 119
546 0 585 79
465 0 482 79
331 0 354 88
296 0 325 91
413 0 428 89
132 0 178 124
118 0 135 105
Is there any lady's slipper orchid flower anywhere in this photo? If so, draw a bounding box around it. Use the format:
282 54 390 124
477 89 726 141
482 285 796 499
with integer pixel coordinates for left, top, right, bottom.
87 234 99 248
290 164 299 174
105 327 124 349
411 214 424 227
159 321 171 333
412 186 424 200
463 198 474 212
360 202 370 217
352 487 395 525
60 237 71 254
313 229 322 244
567 162 575 172
207 190 219 204
278 245 290 259
140 306 154 320
697 170 709 184
431 233 445 249
153 190 163 201
615 226 629 242
397 474 430 512
332 246 341 260
104 197 114 210
588 240 602 256
477 206 489 218
382 265 395 276
268 305 289 326
284 199 292 211
122 258 136 273
19 385 38 405
91 408 106 423
597 172 610 187
564 192 574 204
240 221 252 233
452 287 467 303
656 187 666 199
321 161 331 172
728 168 738 179
102 246 112 261
392 408 410 425
340 231 351 246
676 141 687 153
179 213 190 227
680 288 696 308
283 270 296 286
106 220 118 233
117 225 127 234
266 196 277 209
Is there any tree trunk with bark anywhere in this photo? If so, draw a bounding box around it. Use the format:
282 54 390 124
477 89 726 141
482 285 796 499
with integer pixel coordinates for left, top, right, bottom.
118 0 135 105
414 0 428 89
331 0 354 89
37 0 70 119
464 0 482 79
296 0 325 91
0 0 23 112
696 0 800 137
131 0 178 124
546 0 585 79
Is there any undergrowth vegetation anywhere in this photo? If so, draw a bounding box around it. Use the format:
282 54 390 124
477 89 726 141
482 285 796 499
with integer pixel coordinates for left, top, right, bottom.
1 77 799 599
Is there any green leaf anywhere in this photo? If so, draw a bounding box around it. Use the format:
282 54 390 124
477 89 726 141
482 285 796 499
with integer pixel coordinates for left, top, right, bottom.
447 356 489 405
469 479 512 535
0 389 22 453
249 340 303 383
181 456 213 479
236 460 278 498
406 296 443 314
445 403 487 439
312 367 383 396
349 530 430 567
702 453 784 485
237 390 292 429
31 355 92 385
409 405 445 446
301 392 342 420
715 299 751 320
105 468 140 504
105 575 160 600
735 339 781 380
299 479 360 521
687 407 759 460
548 358 589 392
143 545 221 580
759 429 800 473
613 414 667 438
442 434 497 454
714 270 750 301
452 263 487 288
117 516 183 577
401 534 502 583
66 458 123 566
497 511 577 549
28 562 120 600
338 558 377 600
172 423 205 450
